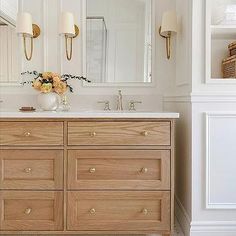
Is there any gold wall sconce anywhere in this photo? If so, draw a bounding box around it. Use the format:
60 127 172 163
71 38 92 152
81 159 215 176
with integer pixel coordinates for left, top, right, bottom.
16 12 41 61
59 12 79 61
159 10 177 60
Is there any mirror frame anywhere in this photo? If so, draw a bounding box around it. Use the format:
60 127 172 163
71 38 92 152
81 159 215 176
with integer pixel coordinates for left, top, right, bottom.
82 0 156 87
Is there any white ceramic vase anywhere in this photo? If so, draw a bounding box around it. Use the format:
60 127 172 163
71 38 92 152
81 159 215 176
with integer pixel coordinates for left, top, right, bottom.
37 92 60 111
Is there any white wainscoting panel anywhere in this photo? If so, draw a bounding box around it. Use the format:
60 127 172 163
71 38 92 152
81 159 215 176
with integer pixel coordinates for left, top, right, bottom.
206 112 236 209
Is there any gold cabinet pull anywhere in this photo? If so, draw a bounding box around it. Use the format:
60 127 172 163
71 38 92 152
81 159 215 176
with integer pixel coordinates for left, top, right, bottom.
89 167 96 173
90 208 96 214
90 132 96 137
141 131 149 136
140 167 148 173
23 132 31 137
142 208 148 215
24 167 32 173
24 208 32 215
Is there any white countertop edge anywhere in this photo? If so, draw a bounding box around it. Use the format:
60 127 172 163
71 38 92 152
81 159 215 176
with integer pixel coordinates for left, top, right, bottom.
0 111 180 119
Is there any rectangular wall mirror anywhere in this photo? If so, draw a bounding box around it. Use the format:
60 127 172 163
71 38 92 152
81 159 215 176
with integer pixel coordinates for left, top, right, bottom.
84 0 155 86
0 0 20 86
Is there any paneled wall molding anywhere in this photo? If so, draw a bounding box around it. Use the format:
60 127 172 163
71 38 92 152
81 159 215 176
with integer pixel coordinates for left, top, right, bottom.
206 112 236 209
43 0 48 71
175 196 191 236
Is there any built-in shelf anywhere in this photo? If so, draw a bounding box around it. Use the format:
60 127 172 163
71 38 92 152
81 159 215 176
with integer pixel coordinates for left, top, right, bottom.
206 0 236 83
209 78 236 84
211 25 236 39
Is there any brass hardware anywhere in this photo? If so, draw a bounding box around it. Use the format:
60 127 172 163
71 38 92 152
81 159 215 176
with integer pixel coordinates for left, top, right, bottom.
140 167 148 173
159 26 171 60
65 25 79 61
142 208 148 215
24 167 32 173
141 131 149 136
90 208 96 214
23 24 40 61
23 132 31 137
90 132 96 137
98 101 111 111
24 208 32 215
116 90 123 111
128 101 142 111
89 167 96 173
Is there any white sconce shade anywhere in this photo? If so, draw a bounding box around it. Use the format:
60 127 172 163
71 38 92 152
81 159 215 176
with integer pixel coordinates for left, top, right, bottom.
160 10 178 37
59 12 79 61
16 12 33 37
59 12 75 37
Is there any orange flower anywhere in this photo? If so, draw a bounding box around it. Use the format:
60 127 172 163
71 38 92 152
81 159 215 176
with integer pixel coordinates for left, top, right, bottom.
32 79 42 91
42 72 58 79
54 82 67 95
40 83 53 93
52 76 61 84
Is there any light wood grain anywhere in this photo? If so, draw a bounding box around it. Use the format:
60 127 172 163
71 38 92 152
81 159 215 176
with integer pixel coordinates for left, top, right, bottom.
0 118 175 235
68 150 170 190
68 121 171 146
0 191 63 231
0 122 64 146
0 150 63 190
67 191 170 231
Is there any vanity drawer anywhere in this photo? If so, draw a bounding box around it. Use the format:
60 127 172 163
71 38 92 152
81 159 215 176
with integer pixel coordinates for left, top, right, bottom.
68 121 171 146
68 150 170 190
0 150 63 190
0 191 63 231
67 191 170 231
0 121 64 146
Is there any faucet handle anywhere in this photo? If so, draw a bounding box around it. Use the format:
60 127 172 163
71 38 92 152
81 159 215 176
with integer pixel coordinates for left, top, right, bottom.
129 100 142 111
98 100 111 111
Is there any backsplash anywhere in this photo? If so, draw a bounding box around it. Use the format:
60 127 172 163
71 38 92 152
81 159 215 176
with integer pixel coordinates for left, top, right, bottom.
0 94 163 111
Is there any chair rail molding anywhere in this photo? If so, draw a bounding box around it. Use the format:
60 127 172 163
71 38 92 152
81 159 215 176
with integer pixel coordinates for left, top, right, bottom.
164 93 236 103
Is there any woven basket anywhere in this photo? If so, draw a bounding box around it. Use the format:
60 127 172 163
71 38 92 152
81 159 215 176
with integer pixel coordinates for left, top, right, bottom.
222 55 236 78
228 41 236 56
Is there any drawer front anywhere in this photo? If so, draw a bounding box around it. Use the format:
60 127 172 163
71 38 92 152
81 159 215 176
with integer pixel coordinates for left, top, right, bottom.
68 150 170 190
0 122 64 146
68 121 171 146
0 150 63 190
67 191 170 231
0 191 63 231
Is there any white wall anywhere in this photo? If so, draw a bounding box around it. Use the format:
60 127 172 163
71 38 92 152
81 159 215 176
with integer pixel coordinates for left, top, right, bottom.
0 0 177 113
164 0 236 235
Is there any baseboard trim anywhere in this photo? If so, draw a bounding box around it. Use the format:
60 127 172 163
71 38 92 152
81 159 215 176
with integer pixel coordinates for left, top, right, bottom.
175 196 191 236
191 221 236 233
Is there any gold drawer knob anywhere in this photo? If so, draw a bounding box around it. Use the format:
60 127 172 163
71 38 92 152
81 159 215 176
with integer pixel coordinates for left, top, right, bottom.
24 132 31 137
90 208 96 214
24 167 32 173
141 131 149 136
24 208 32 215
90 132 96 137
142 208 148 215
89 167 96 173
140 167 148 173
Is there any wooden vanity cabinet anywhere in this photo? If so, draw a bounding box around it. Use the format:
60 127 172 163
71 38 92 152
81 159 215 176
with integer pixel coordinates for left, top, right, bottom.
0 118 175 236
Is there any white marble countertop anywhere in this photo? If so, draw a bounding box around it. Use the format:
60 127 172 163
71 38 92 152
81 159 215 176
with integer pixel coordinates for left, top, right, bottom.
0 110 179 119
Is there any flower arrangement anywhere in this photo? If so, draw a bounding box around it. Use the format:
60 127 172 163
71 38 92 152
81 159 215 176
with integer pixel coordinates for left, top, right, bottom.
21 71 91 94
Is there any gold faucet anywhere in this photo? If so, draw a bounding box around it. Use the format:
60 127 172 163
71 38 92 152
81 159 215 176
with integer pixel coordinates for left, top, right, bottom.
116 90 123 111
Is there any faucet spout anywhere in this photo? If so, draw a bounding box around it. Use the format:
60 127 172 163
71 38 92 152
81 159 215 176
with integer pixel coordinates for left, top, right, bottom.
116 90 123 111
